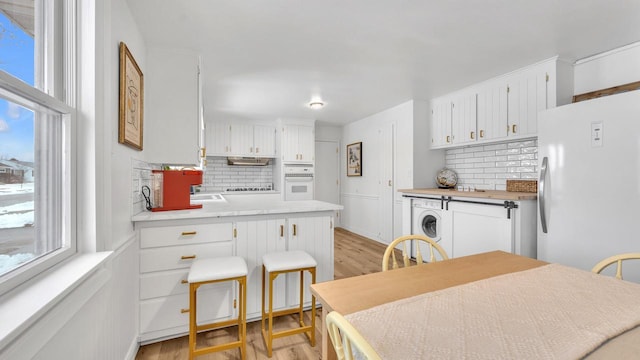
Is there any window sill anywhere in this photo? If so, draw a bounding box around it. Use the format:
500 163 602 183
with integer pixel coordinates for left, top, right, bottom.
0 251 113 350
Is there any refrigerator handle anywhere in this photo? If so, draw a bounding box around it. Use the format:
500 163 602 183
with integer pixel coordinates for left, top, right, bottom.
539 157 549 233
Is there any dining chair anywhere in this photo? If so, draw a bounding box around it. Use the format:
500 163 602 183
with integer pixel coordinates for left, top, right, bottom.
382 234 449 271
591 253 640 280
326 311 382 360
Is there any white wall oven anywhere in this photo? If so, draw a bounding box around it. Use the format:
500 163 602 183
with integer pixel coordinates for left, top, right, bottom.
284 165 314 200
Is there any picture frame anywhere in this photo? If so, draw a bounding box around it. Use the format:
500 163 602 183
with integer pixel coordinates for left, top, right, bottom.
572 80 640 103
347 142 362 177
118 41 144 150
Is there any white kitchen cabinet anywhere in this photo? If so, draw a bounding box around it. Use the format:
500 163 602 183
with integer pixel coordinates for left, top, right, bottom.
138 222 235 342
234 218 287 319
440 197 536 259
431 56 572 149
506 64 550 138
451 92 478 145
145 48 202 165
206 121 276 157
285 215 334 307
430 97 452 147
282 124 315 163
253 124 277 157
477 80 508 141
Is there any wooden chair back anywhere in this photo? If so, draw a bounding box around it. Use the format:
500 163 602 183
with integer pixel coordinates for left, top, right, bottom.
382 234 449 271
326 311 381 360
591 253 640 280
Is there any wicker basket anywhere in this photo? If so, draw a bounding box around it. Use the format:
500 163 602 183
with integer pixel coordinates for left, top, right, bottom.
506 180 538 193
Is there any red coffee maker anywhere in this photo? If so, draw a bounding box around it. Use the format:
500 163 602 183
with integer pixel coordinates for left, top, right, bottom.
150 169 203 211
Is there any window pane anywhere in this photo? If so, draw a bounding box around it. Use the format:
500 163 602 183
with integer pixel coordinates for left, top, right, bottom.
0 94 64 278
0 97 35 275
0 5 35 87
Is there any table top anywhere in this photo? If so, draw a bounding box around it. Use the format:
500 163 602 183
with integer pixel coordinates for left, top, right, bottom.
310 251 545 315
311 250 640 359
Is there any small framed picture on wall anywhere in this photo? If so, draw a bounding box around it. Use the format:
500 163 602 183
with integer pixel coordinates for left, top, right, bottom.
347 142 362 177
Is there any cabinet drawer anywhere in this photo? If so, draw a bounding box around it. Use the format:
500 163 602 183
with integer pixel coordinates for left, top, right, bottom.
140 269 190 300
140 283 234 335
140 242 233 273
140 223 233 248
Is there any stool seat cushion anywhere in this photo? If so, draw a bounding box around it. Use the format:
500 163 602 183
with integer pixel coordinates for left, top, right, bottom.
188 256 248 283
262 250 317 272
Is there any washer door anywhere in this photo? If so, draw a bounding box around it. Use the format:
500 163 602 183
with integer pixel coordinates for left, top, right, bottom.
421 214 439 240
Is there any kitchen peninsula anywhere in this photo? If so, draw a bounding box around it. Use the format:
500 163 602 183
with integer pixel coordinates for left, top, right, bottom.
132 195 342 343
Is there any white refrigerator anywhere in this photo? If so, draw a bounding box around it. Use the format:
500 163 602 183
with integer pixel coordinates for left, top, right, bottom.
537 90 640 281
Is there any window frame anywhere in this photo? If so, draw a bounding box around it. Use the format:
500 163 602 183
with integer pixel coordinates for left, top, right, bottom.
0 0 77 296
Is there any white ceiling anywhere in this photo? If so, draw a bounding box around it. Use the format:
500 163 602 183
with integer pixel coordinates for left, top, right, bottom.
127 0 640 126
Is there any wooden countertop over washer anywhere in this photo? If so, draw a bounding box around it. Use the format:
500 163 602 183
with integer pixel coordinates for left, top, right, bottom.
399 188 537 201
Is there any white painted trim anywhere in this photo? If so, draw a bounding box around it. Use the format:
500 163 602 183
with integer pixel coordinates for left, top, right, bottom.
341 193 380 200
124 338 140 360
575 41 640 65
0 252 112 353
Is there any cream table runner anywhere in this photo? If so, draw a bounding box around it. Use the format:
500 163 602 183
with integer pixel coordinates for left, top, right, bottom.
345 263 640 359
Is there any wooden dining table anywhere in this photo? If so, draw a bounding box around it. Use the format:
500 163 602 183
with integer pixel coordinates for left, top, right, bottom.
310 251 640 360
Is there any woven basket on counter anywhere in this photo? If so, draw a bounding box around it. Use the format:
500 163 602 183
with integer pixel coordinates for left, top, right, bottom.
506 180 538 193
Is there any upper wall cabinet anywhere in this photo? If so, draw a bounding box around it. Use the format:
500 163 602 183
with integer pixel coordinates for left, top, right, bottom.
145 48 202 165
282 124 315 163
431 56 573 149
206 122 276 158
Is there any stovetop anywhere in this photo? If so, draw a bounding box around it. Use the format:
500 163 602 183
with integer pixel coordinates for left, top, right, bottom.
226 186 273 192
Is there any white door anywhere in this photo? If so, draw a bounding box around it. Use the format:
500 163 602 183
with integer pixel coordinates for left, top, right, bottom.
315 140 340 223
379 122 395 244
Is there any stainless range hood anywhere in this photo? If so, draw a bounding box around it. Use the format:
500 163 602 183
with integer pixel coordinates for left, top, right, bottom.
227 157 271 166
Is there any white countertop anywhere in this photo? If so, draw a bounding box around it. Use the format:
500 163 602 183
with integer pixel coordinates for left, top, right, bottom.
132 194 343 222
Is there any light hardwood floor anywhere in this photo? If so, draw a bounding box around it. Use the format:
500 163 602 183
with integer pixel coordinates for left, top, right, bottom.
135 227 389 360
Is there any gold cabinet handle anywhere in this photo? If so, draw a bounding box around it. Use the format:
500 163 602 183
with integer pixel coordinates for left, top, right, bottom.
181 255 196 260
181 279 188 284
180 308 190 313
446 135 451 143
280 225 284 237
512 124 517 133
200 147 206 158
250 147 253 153
293 224 297 236
470 131 475 140
233 228 237 238
388 180 392 186
480 129 485 138
256 147 259 153
181 231 197 236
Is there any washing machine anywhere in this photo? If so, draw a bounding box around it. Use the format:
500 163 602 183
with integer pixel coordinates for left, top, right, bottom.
411 198 451 260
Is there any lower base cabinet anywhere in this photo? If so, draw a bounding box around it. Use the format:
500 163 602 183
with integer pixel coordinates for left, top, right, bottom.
137 212 335 344
441 198 536 259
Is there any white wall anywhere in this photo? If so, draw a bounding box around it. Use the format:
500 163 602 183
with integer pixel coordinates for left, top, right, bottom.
574 42 640 95
340 100 444 243
2 0 144 359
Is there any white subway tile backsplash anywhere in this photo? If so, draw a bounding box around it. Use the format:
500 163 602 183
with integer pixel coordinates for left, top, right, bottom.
201 157 274 192
445 139 538 190
496 148 521 156
483 144 508 151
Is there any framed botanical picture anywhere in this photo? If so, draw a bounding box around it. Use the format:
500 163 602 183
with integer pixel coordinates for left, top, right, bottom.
347 142 362 177
118 42 144 150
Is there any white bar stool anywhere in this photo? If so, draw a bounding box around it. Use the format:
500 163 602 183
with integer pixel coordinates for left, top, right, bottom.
187 256 248 360
261 250 317 357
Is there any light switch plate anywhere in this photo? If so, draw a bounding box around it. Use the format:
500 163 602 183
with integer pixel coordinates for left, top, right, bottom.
591 122 603 147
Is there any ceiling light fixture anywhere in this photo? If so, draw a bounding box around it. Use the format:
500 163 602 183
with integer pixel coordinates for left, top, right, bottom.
308 101 324 110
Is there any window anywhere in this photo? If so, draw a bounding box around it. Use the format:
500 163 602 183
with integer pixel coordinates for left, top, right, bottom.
0 0 75 295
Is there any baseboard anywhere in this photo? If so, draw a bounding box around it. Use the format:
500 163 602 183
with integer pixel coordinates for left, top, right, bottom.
124 337 140 360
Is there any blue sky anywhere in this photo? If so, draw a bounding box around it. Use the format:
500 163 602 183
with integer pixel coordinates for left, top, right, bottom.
0 11 35 162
